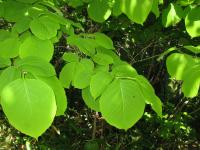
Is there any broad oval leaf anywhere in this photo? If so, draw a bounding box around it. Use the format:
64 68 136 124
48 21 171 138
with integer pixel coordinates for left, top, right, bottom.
0 30 20 58
73 59 94 89
112 63 138 78
30 15 60 40
121 0 153 24
19 35 54 62
185 7 200 38
182 65 200 98
87 0 112 22
94 32 114 50
93 53 114 65
166 53 196 80
59 62 77 88
100 79 145 129
1 79 57 138
3 1 29 22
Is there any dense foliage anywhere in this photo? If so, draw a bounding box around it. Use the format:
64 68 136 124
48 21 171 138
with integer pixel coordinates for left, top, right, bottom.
0 0 200 149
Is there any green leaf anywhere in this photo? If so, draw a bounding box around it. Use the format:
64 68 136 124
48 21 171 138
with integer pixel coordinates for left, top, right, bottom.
96 47 121 64
1 79 56 138
94 32 114 50
60 59 94 89
30 15 60 40
0 3 4 17
151 0 160 18
136 76 162 117
0 57 11 68
166 53 200 97
112 63 138 78
100 79 145 129
12 17 32 34
93 53 114 65
3 1 29 22
16 57 56 77
67 0 84 8
73 59 94 89
0 67 21 94
184 45 200 54
181 65 200 97
59 62 77 88
0 30 20 58
177 0 195 6
166 53 196 80
19 35 54 62
162 3 183 28
185 7 200 38
63 52 79 62
90 71 113 99
28 5 48 19
87 0 112 22
67 35 96 56
112 0 122 16
82 87 100 112
121 0 153 24
36 76 67 116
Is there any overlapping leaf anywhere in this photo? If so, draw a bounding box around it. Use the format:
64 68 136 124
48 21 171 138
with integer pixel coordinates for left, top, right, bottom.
166 53 200 97
1 79 56 138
